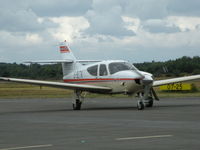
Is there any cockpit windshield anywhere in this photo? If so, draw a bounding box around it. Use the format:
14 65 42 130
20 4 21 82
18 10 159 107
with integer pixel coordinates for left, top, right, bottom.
109 62 137 74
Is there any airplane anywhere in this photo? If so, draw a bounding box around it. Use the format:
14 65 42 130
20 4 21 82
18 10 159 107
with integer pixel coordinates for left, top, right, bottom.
0 40 200 110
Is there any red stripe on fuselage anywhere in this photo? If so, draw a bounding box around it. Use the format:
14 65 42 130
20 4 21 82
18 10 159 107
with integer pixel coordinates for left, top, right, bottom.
63 78 139 84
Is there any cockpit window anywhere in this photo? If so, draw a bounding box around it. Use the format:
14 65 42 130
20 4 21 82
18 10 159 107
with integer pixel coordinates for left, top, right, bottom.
87 65 98 76
109 62 137 74
99 64 108 76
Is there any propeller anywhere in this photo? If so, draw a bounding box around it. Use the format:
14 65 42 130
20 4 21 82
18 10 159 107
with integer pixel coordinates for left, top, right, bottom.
151 87 159 101
140 72 159 101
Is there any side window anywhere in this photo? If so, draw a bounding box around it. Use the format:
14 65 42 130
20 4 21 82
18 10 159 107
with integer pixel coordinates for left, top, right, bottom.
87 65 98 76
99 64 108 76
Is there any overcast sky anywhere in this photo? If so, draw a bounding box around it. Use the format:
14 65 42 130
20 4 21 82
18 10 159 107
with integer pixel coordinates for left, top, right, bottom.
0 0 200 63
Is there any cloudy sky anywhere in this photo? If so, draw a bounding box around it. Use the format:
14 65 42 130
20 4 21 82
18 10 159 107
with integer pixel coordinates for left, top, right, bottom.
0 0 200 63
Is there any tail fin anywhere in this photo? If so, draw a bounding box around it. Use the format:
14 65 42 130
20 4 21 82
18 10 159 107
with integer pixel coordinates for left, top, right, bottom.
59 40 76 61
59 41 78 77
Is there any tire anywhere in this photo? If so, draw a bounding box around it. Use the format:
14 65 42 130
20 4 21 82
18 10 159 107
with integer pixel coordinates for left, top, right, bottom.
145 100 153 107
73 100 82 110
137 101 144 110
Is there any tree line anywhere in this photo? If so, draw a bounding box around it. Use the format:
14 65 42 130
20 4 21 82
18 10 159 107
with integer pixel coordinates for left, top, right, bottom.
0 56 200 79
134 56 200 77
0 63 62 80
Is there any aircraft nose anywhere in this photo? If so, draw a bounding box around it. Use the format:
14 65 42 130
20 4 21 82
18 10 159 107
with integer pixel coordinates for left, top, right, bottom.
142 74 153 85
134 70 145 79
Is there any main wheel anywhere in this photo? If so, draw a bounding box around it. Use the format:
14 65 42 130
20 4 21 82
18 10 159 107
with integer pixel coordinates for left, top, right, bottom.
73 99 82 110
145 99 154 107
137 101 144 110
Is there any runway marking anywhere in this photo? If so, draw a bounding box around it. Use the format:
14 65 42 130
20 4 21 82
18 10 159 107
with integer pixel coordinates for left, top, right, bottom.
116 134 173 141
0 144 53 150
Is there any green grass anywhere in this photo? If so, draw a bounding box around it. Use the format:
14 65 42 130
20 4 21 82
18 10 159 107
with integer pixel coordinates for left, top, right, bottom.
0 82 73 98
0 80 200 99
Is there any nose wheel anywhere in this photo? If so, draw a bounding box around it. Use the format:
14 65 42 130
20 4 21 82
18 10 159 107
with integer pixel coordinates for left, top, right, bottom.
137 92 154 110
144 98 154 107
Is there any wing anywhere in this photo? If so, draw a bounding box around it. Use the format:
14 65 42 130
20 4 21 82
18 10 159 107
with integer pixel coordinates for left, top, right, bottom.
153 75 200 87
0 77 112 93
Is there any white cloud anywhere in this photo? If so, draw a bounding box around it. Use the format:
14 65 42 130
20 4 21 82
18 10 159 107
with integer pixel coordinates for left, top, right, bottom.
0 0 200 63
168 16 200 31
25 33 43 44
0 4 56 32
85 0 135 36
122 16 141 33
49 16 89 43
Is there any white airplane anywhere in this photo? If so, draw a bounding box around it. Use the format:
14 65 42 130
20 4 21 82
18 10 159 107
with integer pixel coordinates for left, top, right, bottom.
1 41 200 110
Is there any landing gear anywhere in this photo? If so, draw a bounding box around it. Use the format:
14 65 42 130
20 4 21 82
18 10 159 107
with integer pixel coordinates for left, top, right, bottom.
73 99 82 110
137 93 145 110
137 93 154 110
137 97 153 110
72 90 84 110
144 97 154 107
137 100 145 110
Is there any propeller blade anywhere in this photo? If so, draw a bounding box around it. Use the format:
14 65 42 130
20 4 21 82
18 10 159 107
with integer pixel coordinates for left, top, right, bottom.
151 88 159 101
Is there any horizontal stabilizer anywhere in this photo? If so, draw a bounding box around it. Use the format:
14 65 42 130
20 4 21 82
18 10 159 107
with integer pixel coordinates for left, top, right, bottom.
24 60 102 64
77 60 102 63
24 60 74 63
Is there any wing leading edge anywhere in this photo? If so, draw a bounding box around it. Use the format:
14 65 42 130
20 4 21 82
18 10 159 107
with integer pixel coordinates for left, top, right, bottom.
153 75 200 87
0 77 112 93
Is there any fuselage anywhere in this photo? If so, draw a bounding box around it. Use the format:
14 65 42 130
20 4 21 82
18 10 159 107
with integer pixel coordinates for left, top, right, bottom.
63 60 153 94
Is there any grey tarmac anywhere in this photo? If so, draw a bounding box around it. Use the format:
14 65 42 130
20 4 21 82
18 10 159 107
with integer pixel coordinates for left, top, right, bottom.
0 97 200 150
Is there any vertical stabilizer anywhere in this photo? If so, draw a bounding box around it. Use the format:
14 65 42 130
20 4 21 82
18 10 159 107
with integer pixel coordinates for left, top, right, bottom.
59 41 76 61
59 41 77 77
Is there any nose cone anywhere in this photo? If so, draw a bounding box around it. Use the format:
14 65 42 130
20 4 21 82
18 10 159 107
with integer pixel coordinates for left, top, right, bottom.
140 71 154 85
143 76 153 84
